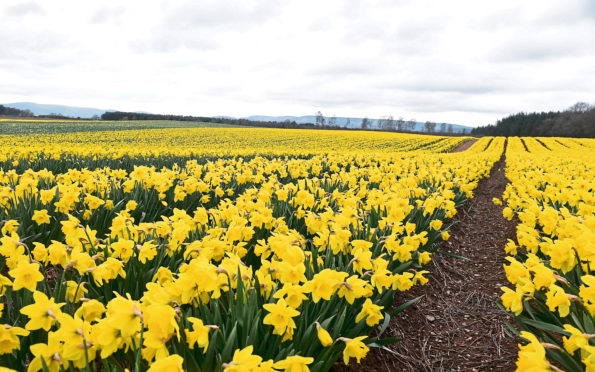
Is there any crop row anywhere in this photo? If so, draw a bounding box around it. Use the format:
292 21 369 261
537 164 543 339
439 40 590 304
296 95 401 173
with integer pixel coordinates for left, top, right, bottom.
499 137 594 371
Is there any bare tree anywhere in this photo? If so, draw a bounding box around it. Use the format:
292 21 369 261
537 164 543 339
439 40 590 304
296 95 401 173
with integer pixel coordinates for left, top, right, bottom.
345 118 351 128
568 102 592 113
406 118 416 131
447 124 454 134
424 121 436 133
386 115 394 130
315 111 325 127
328 115 336 127
378 115 394 130
440 122 447 133
396 116 405 131
361 116 369 129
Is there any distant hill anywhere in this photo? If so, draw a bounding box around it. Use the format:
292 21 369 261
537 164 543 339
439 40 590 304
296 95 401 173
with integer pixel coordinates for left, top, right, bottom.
2 102 110 118
243 115 473 133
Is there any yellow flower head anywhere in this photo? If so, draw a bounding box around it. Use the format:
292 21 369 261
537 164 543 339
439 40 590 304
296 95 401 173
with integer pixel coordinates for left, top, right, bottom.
263 299 300 337
355 299 384 327
147 354 184 372
273 355 314 372
8 260 43 292
0 324 29 355
501 286 524 316
32 209 51 225
224 346 263 372
20 291 64 331
545 284 570 317
185 317 211 352
65 281 87 303
516 331 550 371
303 269 348 303
341 336 369 365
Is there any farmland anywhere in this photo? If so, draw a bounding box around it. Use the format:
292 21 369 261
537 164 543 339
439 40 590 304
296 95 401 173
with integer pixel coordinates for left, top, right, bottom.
0 120 592 371
0 119 240 135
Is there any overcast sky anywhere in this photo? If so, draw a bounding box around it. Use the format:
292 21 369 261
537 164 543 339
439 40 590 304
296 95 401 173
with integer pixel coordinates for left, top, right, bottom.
1 0 594 126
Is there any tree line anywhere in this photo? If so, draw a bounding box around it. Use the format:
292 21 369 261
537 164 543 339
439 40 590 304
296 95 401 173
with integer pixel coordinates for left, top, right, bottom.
101 111 351 130
101 110 470 135
0 105 34 117
315 111 462 134
471 102 595 138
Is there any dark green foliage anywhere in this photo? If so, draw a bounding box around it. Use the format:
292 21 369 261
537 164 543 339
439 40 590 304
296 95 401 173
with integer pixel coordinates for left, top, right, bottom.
0 105 34 117
472 104 595 138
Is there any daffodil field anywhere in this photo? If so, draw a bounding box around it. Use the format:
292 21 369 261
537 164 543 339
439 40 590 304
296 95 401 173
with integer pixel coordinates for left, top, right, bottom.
1 119 593 372
498 137 595 371
0 121 507 372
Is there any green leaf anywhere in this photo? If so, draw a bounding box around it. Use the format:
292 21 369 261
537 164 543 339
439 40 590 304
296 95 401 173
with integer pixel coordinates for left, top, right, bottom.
368 337 400 346
377 312 391 337
436 250 470 260
521 318 566 334
389 295 423 317
221 324 238 362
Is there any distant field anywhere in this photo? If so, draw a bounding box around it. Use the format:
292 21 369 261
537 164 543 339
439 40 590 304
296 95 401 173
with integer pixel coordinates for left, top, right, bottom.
0 127 470 172
0 119 239 134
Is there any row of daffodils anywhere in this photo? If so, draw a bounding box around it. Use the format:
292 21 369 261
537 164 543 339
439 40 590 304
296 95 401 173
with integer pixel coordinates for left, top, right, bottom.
0 127 467 170
499 137 595 371
0 126 502 371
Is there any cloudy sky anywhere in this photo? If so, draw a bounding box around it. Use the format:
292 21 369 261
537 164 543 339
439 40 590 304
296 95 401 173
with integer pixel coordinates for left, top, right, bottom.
1 0 594 126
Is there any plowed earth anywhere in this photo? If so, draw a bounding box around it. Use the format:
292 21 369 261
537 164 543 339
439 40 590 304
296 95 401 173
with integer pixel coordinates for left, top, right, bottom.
451 139 478 153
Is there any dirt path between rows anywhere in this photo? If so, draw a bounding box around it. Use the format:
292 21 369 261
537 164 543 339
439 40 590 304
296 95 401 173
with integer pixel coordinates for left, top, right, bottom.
451 139 478 153
333 144 518 372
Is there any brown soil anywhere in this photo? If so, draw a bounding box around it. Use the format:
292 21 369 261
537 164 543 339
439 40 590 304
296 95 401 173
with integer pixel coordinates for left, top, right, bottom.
451 139 478 153
333 148 518 372
534 138 551 151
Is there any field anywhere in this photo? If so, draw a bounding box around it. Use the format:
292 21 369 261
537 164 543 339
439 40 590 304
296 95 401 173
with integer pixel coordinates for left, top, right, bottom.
0 120 592 371
498 137 595 371
0 119 241 135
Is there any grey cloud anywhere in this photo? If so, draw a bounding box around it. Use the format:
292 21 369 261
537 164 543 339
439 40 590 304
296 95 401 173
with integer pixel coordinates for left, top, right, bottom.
128 1 282 53
89 6 126 24
0 29 73 62
491 31 595 63
400 95 509 115
310 60 383 78
396 82 502 95
531 1 595 26
2 1 44 16
257 69 532 119
163 1 281 31
130 32 219 53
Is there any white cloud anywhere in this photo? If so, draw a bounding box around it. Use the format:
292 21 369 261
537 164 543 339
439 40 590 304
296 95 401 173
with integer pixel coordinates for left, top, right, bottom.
1 0 594 126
